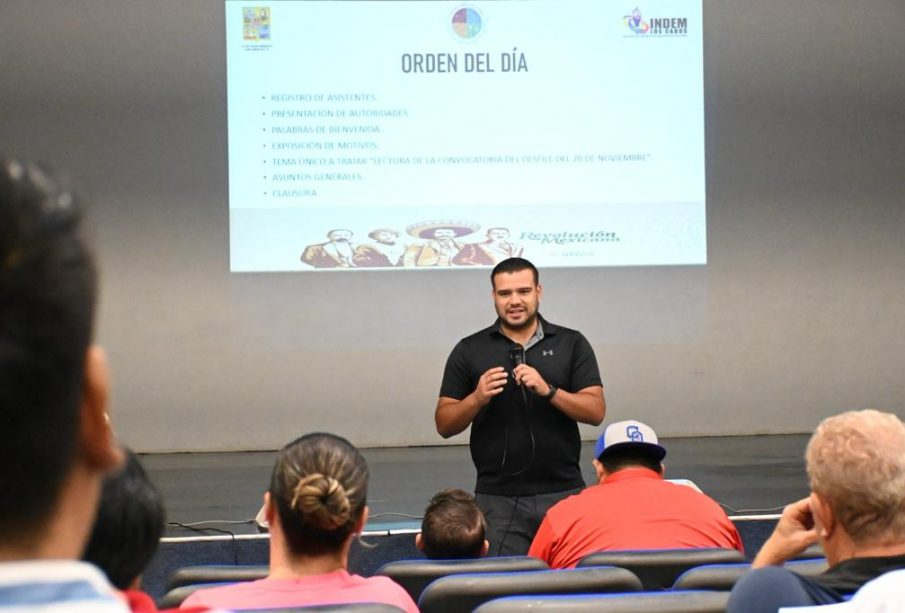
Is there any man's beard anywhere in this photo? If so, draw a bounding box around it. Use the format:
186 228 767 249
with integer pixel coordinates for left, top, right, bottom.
502 309 537 330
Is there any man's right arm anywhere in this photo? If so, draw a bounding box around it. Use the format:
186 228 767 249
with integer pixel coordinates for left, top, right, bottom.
435 366 508 438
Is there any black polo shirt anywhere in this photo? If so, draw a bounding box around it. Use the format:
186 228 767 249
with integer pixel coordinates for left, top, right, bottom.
439 315 603 495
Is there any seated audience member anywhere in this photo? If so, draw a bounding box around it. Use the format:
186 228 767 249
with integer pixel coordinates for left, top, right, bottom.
416 488 489 559
727 409 905 612
181 432 418 612
528 420 743 568
0 159 125 609
82 448 186 613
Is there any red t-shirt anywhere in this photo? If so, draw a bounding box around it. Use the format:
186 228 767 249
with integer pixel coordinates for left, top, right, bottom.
121 589 209 613
528 467 744 569
179 569 417 612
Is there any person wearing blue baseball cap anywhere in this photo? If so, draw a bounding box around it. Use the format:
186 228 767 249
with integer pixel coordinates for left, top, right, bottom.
528 419 743 569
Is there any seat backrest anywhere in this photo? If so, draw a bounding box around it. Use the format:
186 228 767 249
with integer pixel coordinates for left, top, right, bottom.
376 555 548 602
473 590 731 613
672 558 828 591
418 566 643 613
672 562 751 590
166 564 269 590
576 548 746 589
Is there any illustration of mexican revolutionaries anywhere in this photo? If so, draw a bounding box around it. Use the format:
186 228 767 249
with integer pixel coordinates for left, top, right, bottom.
353 228 407 268
402 221 479 267
453 227 525 266
300 229 359 268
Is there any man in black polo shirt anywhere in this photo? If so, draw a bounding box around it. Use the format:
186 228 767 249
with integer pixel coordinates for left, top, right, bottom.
436 257 606 555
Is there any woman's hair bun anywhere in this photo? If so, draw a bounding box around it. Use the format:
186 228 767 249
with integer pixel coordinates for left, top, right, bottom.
290 472 352 529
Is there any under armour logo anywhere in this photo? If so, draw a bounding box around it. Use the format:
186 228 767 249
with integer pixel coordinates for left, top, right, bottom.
542 350 554 356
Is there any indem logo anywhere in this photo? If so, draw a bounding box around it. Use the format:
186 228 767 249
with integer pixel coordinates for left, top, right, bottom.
624 7 650 34
624 7 688 37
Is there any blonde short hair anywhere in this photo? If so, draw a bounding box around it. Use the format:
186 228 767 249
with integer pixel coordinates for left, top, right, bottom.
806 409 905 546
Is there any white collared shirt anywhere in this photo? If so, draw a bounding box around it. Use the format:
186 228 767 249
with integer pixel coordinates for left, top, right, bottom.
0 560 129 612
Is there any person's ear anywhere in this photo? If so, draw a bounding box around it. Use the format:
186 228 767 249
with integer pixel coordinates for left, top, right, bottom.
264 492 276 526
354 505 369 534
810 492 834 539
480 539 490 557
593 459 606 482
415 533 424 551
80 346 122 471
658 462 666 477
537 283 543 302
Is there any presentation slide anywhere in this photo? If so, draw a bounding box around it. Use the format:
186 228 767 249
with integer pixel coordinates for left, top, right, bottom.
225 0 705 272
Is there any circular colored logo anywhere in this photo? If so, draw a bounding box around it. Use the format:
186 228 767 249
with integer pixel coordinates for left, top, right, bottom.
451 6 483 41
624 8 650 34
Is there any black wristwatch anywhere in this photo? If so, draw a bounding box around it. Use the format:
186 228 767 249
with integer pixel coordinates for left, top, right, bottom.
545 384 558 400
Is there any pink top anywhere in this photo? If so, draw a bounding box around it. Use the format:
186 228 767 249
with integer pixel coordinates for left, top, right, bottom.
180 569 417 612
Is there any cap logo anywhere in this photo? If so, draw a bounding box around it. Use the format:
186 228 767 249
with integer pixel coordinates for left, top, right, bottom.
626 424 644 442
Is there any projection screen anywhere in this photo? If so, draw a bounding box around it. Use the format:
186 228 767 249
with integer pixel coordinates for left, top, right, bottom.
226 0 706 272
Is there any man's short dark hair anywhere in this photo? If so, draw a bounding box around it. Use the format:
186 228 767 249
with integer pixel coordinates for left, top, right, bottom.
420 488 486 559
0 159 97 546
490 257 538 287
82 449 165 590
599 447 662 474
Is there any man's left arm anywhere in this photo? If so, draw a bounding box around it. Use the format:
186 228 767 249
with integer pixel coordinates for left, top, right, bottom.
513 365 605 426
560 331 606 425
550 384 605 426
513 332 606 425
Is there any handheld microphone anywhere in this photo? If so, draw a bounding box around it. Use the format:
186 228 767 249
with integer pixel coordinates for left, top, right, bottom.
508 345 524 367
